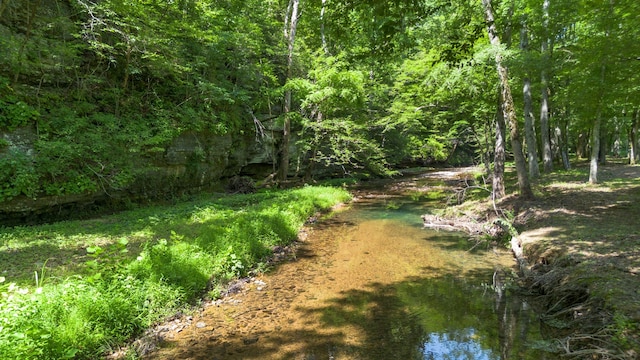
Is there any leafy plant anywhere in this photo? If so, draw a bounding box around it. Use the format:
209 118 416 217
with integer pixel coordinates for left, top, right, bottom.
0 77 39 131
0 150 39 201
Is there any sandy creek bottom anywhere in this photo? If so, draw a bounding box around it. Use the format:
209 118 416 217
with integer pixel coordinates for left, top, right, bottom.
145 181 558 360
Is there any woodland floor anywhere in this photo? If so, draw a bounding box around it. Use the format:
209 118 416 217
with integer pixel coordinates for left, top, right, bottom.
491 161 640 358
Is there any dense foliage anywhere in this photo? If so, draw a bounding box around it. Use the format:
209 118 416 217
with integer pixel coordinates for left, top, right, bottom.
0 0 283 201
2 0 638 201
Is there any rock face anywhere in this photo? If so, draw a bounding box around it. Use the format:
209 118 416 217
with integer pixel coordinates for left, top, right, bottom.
0 128 279 225
0 125 37 156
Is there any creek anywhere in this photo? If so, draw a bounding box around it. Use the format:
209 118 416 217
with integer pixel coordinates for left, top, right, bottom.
146 170 559 360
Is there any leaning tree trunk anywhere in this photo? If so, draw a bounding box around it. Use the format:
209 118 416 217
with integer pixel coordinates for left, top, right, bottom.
277 0 300 183
482 0 534 200
520 23 540 179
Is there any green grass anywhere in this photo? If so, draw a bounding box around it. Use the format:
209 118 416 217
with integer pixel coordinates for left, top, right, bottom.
0 185 351 359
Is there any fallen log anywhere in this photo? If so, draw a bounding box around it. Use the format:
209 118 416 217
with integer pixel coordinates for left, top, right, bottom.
421 213 531 276
421 214 497 237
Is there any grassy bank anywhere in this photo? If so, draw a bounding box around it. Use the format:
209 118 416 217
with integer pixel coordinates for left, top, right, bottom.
0 186 351 359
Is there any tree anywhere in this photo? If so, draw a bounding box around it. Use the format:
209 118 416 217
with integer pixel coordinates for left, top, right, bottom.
493 91 507 200
631 108 639 165
539 0 554 173
278 0 301 182
293 54 391 177
482 0 533 199
520 21 540 179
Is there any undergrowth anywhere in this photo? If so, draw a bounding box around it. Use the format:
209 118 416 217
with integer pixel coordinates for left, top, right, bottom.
0 185 351 359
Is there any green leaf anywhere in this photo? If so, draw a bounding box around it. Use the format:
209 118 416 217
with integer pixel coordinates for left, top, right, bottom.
63 348 80 359
86 246 103 255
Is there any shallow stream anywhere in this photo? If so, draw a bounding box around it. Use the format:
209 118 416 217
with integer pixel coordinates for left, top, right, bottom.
146 171 558 360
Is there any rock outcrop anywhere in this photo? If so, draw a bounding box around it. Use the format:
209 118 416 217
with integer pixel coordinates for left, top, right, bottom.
0 127 279 225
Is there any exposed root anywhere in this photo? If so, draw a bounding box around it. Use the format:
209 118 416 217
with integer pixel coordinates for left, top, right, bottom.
523 260 637 359
556 330 629 360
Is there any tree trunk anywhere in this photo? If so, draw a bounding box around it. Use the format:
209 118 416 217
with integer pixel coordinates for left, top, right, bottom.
599 129 607 165
629 108 638 165
320 0 328 54
520 24 540 179
277 0 300 183
576 132 587 159
613 123 621 158
558 109 571 170
493 92 506 200
589 114 601 184
589 61 607 184
482 0 534 200
540 0 553 173
482 120 493 175
557 72 573 169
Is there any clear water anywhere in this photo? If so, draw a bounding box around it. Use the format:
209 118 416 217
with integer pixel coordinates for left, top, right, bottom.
315 193 559 360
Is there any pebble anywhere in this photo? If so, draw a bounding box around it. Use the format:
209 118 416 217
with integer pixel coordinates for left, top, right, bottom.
242 336 259 345
196 322 207 328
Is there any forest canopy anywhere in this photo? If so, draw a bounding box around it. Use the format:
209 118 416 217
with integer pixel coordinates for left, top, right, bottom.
1 0 639 203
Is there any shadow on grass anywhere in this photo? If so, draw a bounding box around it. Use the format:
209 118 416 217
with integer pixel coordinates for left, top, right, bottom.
502 163 640 349
0 242 87 284
521 179 640 265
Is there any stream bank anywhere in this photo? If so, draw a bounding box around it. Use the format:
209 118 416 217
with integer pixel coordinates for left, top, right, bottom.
425 163 640 359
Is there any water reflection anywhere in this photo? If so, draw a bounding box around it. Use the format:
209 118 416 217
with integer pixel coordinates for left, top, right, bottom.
423 329 497 360
385 273 554 360
319 191 559 360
